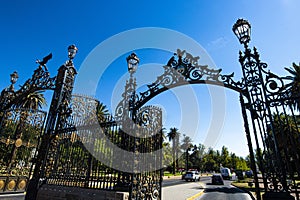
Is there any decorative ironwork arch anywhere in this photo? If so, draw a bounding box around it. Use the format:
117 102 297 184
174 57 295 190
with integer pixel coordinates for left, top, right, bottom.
115 49 247 119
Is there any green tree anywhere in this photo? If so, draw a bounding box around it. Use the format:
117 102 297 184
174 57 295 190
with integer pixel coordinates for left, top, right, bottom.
162 142 173 169
202 148 217 172
236 157 249 171
167 127 180 174
189 143 206 171
269 113 300 175
220 146 231 168
284 62 300 111
15 91 47 109
181 134 193 171
96 102 110 122
229 153 237 170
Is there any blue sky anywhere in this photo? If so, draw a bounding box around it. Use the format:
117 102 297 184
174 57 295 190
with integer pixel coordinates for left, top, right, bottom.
0 0 299 157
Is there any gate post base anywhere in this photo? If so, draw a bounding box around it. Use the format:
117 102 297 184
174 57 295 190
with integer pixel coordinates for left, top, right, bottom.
25 177 39 200
113 183 130 192
262 192 294 200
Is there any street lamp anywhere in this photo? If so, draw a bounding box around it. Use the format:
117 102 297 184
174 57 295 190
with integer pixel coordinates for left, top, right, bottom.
9 71 19 91
126 52 139 74
232 18 251 48
68 44 78 60
10 71 19 85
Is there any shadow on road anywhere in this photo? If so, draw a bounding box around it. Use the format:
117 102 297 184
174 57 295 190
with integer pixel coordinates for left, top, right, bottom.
204 187 246 194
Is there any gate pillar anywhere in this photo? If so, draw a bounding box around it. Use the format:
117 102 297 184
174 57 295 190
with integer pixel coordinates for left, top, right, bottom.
25 45 78 200
233 19 295 200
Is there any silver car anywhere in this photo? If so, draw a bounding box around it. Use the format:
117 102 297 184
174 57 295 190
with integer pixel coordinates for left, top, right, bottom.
184 171 200 182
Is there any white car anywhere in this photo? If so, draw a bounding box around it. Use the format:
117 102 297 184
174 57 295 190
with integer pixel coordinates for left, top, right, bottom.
220 167 232 180
184 171 200 182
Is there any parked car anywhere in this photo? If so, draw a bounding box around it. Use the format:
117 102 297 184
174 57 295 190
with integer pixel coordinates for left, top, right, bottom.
211 174 224 185
245 170 253 178
184 171 200 182
235 169 244 180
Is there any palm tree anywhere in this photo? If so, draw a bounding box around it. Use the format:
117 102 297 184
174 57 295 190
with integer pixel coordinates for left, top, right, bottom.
181 134 193 171
167 127 180 175
284 62 300 111
162 142 172 168
96 102 110 122
15 91 47 109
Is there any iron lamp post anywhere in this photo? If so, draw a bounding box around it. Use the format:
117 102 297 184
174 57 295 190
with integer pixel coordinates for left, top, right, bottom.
10 71 19 86
233 18 262 200
125 52 140 199
0 71 19 112
233 18 295 200
126 52 139 74
232 18 251 48
125 52 139 121
68 44 78 60
9 71 19 91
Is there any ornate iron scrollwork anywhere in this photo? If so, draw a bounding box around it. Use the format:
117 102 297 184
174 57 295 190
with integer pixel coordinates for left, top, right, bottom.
133 49 245 111
131 175 161 200
115 49 245 121
136 106 162 137
0 108 46 192
0 55 56 111
238 44 300 199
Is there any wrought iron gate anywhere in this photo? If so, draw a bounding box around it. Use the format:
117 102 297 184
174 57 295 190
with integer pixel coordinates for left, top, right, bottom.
36 94 163 199
0 45 79 198
0 108 46 193
0 18 299 200
130 106 163 200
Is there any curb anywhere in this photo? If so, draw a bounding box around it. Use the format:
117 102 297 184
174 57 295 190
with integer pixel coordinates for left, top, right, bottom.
0 193 25 199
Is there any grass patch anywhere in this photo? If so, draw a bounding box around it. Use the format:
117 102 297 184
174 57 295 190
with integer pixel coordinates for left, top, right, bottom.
163 171 182 177
232 181 253 189
234 178 253 183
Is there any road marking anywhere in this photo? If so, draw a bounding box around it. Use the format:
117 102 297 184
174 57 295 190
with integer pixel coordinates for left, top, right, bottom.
186 182 206 200
186 190 204 200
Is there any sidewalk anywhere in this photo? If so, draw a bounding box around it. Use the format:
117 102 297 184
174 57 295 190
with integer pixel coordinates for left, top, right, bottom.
0 193 25 200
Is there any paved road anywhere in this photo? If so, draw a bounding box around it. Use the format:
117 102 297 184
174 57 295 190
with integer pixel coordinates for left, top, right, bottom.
162 179 203 200
196 176 253 200
162 176 253 200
